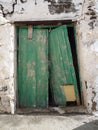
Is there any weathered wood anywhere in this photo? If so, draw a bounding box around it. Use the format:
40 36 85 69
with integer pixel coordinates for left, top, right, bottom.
28 25 33 40
49 25 79 105
18 26 48 107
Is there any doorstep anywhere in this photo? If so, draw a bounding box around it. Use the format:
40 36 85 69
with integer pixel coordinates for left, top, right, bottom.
16 106 88 115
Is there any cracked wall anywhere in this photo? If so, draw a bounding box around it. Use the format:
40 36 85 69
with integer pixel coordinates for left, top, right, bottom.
0 10 15 113
76 0 98 113
0 0 98 114
0 0 17 15
0 0 83 21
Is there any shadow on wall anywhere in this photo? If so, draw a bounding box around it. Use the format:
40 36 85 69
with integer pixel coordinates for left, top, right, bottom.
73 120 98 130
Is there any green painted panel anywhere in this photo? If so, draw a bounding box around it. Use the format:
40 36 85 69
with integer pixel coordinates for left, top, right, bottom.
17 25 79 108
18 27 48 107
49 25 79 105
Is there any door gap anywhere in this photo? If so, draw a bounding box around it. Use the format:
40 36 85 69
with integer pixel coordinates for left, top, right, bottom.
67 26 82 105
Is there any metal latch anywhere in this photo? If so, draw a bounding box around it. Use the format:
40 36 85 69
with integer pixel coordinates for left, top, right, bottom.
28 25 33 40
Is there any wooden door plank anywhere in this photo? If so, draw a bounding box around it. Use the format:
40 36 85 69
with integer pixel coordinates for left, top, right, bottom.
18 27 48 107
35 29 48 108
49 25 79 105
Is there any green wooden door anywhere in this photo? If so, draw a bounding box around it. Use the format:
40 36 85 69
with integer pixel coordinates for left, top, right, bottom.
17 25 79 108
49 25 79 105
18 27 48 107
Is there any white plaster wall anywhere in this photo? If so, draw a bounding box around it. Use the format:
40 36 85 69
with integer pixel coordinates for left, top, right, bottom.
0 0 16 14
76 0 98 112
0 15 15 114
0 0 84 21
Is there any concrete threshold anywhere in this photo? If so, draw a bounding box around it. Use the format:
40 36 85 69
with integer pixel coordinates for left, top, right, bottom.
16 106 88 115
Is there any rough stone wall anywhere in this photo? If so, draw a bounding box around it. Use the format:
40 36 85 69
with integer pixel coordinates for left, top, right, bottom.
0 0 98 114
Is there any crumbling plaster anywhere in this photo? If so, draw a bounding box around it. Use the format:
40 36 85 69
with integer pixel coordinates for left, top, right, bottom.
76 0 98 113
0 0 84 21
0 11 15 114
0 0 98 114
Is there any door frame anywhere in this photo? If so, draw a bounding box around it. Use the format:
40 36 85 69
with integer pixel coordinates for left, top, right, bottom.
15 22 82 109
